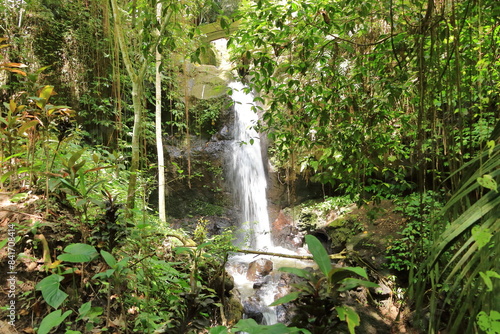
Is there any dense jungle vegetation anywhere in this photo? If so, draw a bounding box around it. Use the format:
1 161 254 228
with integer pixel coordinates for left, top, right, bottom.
0 0 498 333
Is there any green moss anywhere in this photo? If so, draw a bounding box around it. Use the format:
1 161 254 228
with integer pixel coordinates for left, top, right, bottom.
328 217 347 228
190 199 225 216
328 227 351 245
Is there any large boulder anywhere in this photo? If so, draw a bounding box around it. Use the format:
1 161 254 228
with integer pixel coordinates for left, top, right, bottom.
271 210 303 250
246 258 273 281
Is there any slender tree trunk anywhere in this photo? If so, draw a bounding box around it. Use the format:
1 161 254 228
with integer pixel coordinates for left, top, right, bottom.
126 79 143 214
110 0 176 218
156 2 167 223
183 61 192 188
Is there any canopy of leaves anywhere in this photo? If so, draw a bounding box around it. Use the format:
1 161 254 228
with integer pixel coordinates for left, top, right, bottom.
230 0 499 199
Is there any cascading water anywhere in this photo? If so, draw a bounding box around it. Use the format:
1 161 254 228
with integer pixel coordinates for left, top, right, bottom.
228 81 273 251
226 81 279 325
216 40 313 327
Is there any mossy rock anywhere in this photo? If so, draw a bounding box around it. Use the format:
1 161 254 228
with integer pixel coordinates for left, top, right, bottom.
328 227 351 247
328 217 347 228
226 295 244 326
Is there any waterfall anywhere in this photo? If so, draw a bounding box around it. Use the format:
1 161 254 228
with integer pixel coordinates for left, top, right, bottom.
226 81 314 327
225 81 280 325
216 39 312 327
228 81 273 251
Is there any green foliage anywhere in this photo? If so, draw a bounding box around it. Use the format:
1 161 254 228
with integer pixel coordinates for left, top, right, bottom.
37 309 72 334
210 318 310 334
269 235 377 334
0 76 77 192
305 234 331 276
230 0 498 201
36 274 68 309
294 195 356 230
57 243 99 263
410 139 500 333
76 301 103 332
385 191 442 271
336 306 360 334
191 96 229 136
477 310 500 334
232 318 309 334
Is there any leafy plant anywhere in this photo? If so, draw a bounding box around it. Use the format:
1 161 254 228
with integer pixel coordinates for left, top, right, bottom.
37 309 72 334
75 301 104 332
209 318 311 334
410 137 500 333
477 310 500 334
269 235 377 334
36 274 69 309
385 191 442 271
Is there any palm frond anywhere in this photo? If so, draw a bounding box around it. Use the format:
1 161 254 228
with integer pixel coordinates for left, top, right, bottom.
410 127 500 334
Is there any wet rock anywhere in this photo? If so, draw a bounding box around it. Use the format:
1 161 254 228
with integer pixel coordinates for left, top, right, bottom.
211 125 232 141
246 258 273 281
243 296 264 323
271 210 303 250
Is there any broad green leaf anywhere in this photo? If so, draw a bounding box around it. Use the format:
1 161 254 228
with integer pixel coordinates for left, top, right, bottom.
37 309 72 334
67 149 85 168
57 243 98 263
72 160 87 174
269 292 300 306
209 326 229 334
477 310 500 334
116 256 130 270
305 235 331 276
329 267 369 286
1 171 15 184
92 268 115 280
338 278 379 292
10 192 28 203
76 301 91 321
36 85 54 109
477 174 498 192
232 318 310 333
101 250 117 268
18 120 39 135
479 271 500 292
472 226 492 250
35 274 68 309
336 306 360 334
279 267 313 280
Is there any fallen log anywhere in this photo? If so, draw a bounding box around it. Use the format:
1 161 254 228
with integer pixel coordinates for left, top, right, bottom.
234 249 346 260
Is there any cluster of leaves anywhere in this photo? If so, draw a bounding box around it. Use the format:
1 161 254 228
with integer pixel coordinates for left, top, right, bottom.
385 191 442 271
229 0 499 200
295 195 356 230
190 96 231 137
32 219 237 333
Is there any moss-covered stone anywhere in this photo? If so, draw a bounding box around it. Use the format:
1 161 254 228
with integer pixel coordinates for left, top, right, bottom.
225 295 244 326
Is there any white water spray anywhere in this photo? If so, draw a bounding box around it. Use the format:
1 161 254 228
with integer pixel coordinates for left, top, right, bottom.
228 81 273 251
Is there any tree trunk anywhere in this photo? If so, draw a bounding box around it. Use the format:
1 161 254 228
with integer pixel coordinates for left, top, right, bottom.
126 79 143 214
156 2 167 223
